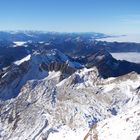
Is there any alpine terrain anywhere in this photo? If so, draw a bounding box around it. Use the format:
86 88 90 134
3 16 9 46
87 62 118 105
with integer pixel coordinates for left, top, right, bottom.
0 38 140 140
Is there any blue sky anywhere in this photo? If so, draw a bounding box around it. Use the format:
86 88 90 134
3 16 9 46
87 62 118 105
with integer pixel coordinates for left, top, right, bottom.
0 0 140 34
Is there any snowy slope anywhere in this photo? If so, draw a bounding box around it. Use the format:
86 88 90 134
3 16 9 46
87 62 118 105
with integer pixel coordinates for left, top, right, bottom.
94 105 140 140
14 54 31 65
48 103 140 140
0 49 82 100
0 50 140 140
13 41 26 47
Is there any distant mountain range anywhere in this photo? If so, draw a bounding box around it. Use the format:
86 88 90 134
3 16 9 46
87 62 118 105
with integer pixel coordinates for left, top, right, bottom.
0 31 108 42
0 31 140 69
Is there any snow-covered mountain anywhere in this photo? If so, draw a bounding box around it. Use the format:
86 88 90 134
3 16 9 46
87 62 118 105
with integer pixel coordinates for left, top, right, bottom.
84 102 140 140
0 31 108 42
0 49 82 100
0 49 140 140
1 32 140 69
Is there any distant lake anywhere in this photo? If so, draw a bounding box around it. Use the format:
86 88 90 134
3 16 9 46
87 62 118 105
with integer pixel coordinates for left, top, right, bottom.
111 52 140 63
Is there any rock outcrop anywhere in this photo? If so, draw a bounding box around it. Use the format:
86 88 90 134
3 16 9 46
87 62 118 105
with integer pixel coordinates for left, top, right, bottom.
77 49 140 78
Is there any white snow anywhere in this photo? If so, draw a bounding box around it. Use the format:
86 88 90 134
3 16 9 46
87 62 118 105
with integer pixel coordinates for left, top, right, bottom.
14 54 31 65
1 72 8 78
45 42 51 45
48 126 87 140
13 41 26 47
47 71 61 79
0 50 140 140
96 105 140 140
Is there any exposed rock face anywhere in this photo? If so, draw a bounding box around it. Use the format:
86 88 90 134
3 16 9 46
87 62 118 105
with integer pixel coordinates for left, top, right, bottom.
0 62 30 100
40 61 76 75
136 135 140 140
0 49 82 100
0 69 4 78
0 65 139 139
85 50 119 78
77 49 140 78
88 105 140 140
0 49 140 140
0 62 29 86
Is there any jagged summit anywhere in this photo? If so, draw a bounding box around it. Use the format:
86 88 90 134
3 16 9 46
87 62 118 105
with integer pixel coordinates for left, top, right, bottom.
1 49 140 101
0 48 140 140
0 49 83 100
0 67 139 139
77 49 140 78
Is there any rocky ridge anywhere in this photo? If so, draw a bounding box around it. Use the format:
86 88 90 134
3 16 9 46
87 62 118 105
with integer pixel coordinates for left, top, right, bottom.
0 49 139 140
